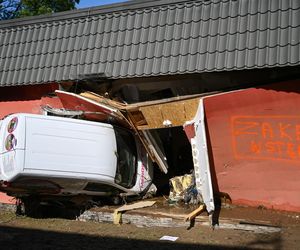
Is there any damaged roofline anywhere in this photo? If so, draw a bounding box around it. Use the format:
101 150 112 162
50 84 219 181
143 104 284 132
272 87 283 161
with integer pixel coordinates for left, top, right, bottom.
0 0 192 29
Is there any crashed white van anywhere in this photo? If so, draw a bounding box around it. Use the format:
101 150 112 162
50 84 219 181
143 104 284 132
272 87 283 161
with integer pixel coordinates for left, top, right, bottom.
0 113 154 211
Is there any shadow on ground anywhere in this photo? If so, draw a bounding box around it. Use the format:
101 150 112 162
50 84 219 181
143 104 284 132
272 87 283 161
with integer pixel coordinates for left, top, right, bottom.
0 225 282 250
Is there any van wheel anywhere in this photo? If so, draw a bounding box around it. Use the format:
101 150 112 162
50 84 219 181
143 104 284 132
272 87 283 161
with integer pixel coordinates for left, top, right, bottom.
16 199 25 216
22 197 42 218
111 196 122 205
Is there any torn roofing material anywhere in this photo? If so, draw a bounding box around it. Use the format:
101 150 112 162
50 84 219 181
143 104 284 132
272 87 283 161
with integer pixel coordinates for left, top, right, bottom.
0 0 300 86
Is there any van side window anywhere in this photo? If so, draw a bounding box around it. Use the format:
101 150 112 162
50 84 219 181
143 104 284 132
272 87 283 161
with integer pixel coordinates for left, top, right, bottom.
114 128 137 188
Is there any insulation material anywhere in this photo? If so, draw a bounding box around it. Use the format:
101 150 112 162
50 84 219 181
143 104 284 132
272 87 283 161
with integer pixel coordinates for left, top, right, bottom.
169 174 202 205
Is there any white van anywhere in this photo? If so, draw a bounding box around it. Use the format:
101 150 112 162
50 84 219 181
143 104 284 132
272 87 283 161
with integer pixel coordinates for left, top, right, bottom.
0 113 154 211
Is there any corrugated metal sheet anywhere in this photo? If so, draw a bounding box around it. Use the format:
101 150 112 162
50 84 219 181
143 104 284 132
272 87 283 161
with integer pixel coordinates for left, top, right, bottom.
0 0 299 86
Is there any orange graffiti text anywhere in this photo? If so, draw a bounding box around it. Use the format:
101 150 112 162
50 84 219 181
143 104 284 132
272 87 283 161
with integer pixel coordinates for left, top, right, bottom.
232 116 300 161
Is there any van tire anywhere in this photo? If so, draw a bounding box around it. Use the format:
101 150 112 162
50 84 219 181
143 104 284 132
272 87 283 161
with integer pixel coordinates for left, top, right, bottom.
22 197 42 218
111 196 122 205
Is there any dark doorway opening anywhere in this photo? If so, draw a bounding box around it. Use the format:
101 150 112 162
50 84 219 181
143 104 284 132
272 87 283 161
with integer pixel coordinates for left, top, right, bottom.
152 126 194 195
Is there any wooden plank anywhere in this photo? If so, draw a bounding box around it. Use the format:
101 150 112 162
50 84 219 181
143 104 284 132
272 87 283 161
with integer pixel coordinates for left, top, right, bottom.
184 204 205 222
113 201 156 224
115 201 156 212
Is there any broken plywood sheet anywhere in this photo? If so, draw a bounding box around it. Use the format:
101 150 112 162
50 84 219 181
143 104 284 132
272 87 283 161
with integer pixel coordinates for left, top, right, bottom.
134 97 200 130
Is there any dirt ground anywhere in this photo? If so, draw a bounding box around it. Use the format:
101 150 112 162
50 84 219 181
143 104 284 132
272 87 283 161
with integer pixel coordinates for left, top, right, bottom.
0 201 299 250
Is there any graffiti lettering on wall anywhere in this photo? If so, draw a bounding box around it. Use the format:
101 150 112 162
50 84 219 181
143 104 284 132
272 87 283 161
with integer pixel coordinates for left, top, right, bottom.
231 116 300 161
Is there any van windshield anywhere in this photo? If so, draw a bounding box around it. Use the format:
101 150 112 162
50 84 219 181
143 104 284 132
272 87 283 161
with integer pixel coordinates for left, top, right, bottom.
114 128 137 189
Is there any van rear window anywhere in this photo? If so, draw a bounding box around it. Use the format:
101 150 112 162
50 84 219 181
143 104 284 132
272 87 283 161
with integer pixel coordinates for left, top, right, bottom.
114 128 137 189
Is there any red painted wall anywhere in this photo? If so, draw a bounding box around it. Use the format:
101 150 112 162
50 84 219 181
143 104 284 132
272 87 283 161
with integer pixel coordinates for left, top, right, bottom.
0 84 62 204
0 84 62 119
204 80 300 212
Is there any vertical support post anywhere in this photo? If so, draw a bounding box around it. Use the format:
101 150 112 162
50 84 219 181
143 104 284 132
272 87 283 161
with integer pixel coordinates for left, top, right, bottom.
184 99 215 214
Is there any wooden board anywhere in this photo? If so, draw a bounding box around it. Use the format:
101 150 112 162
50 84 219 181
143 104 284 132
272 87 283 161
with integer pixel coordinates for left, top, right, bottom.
134 98 200 130
115 201 156 212
113 200 156 224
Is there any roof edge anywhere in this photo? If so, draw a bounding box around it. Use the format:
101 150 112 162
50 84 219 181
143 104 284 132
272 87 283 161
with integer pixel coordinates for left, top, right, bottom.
0 0 193 29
